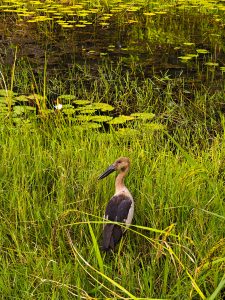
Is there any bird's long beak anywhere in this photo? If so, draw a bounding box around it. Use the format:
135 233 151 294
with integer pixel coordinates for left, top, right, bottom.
98 164 116 180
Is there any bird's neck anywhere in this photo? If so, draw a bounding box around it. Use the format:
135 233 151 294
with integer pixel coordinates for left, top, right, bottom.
115 172 127 194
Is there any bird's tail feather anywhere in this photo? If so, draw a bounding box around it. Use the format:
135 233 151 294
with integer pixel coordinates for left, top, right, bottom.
102 224 114 251
102 224 123 251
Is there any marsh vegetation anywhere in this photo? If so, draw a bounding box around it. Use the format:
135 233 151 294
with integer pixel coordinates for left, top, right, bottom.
0 0 225 299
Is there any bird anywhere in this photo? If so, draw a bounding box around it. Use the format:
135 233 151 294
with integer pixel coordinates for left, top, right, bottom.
98 157 134 251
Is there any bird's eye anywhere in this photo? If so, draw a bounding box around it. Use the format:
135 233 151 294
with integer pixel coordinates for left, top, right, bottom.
117 160 122 164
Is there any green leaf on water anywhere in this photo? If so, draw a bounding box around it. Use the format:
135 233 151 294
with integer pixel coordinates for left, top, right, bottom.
78 109 96 114
0 105 8 112
186 54 198 58
85 103 114 112
90 116 113 122
15 95 29 102
73 100 91 105
143 12 156 16
130 112 155 120
204 62 219 67
196 49 209 54
0 90 16 97
63 108 75 115
76 115 92 121
13 106 35 115
108 115 135 125
183 42 195 46
178 56 193 61
0 97 8 104
62 104 74 109
81 122 102 129
24 106 36 111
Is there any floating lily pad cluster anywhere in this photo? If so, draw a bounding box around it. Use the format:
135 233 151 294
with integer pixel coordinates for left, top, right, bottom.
56 94 159 131
1 0 224 76
0 90 37 122
0 90 164 132
1 0 224 31
178 44 218 66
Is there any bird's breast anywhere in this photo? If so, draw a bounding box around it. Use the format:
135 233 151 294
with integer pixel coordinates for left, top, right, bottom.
125 201 134 226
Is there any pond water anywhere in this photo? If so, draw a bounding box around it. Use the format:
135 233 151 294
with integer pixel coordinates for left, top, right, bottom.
1 1 224 77
0 0 225 129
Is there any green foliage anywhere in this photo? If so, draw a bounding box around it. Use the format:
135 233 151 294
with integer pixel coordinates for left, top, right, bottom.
0 0 225 298
0 120 224 298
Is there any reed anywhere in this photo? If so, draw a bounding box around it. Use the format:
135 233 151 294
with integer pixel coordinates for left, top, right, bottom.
0 119 224 299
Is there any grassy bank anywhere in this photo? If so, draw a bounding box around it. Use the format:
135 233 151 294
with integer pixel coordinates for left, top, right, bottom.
0 119 224 299
0 0 225 298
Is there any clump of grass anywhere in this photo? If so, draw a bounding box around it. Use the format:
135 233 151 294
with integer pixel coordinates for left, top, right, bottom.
0 1 225 298
1 57 224 143
0 119 224 298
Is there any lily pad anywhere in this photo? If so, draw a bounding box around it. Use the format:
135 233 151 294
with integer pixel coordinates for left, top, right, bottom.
143 12 156 16
196 49 209 54
62 104 74 109
76 115 92 121
108 115 135 125
0 90 16 97
183 42 195 46
85 103 114 112
15 95 29 102
0 105 8 112
186 54 198 58
63 108 75 115
205 62 219 67
178 56 193 61
80 122 102 129
90 116 113 122
13 106 36 115
77 109 96 114
73 100 91 105
0 97 8 104
130 112 155 120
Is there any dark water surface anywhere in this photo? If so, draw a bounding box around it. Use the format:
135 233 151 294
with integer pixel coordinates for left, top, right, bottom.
1 2 224 79
0 0 225 120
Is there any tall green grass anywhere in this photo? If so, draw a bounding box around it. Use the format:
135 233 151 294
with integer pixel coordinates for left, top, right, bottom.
0 119 224 299
0 1 225 298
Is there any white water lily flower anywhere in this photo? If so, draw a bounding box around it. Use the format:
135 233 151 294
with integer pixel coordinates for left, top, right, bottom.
54 103 63 110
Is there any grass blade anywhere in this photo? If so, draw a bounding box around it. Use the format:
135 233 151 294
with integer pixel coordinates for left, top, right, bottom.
88 222 104 273
208 274 225 300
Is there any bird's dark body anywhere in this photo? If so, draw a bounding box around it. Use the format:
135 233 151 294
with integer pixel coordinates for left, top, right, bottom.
102 194 132 251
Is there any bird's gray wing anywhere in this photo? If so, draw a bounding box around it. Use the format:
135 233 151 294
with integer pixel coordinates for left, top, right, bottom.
102 195 132 251
105 194 132 222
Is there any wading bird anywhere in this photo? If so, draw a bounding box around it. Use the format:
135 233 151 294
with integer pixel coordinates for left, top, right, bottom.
98 157 134 251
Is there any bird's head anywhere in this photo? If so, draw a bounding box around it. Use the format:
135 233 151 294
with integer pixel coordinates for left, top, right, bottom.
98 157 130 180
